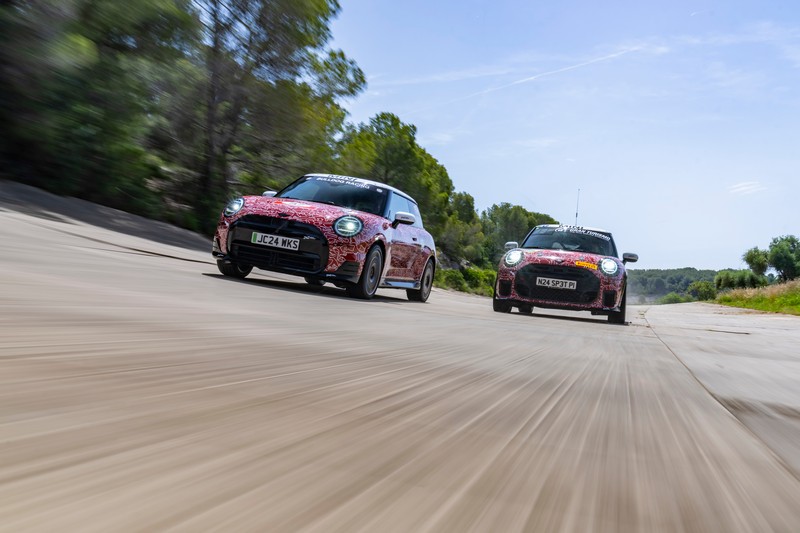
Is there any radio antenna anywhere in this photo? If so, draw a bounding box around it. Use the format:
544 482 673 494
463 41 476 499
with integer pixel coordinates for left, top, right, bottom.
575 188 580 226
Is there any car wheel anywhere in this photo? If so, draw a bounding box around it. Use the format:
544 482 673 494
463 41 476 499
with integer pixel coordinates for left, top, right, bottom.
304 276 325 286
407 260 434 302
519 304 533 314
347 246 383 299
608 284 627 324
217 260 252 279
492 278 512 313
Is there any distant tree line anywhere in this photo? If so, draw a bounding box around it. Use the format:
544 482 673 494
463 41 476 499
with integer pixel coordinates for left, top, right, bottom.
0 0 554 269
627 268 718 302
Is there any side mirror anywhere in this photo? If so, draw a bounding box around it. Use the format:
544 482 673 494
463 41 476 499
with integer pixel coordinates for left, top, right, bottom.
622 252 638 264
262 190 277 197
392 211 415 228
504 241 519 250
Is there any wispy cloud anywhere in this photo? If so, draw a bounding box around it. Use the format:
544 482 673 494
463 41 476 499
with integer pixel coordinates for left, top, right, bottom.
371 65 519 88
729 181 766 195
406 47 643 114
678 21 800 67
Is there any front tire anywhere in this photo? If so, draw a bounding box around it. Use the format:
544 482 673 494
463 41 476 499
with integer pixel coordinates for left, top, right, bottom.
347 246 383 299
608 283 627 324
217 260 252 279
492 278 512 313
407 260 434 302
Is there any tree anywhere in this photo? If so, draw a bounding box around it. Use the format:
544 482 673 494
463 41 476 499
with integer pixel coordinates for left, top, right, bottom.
192 0 365 229
767 235 800 282
687 280 717 301
481 203 557 263
1 0 195 215
743 247 769 276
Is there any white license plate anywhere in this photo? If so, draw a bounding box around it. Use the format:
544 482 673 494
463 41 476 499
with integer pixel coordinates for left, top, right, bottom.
250 232 300 251
536 277 576 290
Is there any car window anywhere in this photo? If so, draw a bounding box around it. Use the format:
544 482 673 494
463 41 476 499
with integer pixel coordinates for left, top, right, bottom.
277 176 388 216
407 200 424 228
522 226 617 257
386 192 411 222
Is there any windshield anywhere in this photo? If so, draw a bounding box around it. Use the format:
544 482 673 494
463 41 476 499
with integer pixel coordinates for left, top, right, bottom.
276 176 388 216
521 226 617 257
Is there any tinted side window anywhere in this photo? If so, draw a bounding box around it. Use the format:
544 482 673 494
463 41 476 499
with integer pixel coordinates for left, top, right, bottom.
386 192 410 221
407 201 424 228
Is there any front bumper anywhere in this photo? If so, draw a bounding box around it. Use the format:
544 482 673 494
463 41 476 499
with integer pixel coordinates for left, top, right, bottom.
495 263 623 313
213 214 365 283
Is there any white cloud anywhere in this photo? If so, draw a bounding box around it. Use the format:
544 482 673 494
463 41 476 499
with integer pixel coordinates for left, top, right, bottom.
729 181 767 195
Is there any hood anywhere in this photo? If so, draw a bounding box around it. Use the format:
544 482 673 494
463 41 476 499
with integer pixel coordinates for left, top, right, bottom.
243 196 351 223
522 248 611 268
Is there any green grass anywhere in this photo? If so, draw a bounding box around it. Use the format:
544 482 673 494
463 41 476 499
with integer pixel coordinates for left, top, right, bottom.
434 266 495 297
716 279 800 316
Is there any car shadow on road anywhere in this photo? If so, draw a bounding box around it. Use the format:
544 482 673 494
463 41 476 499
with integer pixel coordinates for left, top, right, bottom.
511 310 625 326
202 272 409 304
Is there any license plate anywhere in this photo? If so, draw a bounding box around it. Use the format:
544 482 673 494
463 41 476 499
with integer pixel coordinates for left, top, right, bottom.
250 232 300 251
536 277 576 290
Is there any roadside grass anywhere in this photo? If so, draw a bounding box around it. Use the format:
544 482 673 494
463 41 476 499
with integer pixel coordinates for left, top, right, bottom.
434 266 495 297
716 279 800 316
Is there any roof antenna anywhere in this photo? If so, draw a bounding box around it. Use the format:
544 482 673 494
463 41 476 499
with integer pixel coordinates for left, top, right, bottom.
575 188 580 226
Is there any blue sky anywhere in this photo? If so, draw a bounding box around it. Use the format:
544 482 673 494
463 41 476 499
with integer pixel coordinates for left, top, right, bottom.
330 1 800 270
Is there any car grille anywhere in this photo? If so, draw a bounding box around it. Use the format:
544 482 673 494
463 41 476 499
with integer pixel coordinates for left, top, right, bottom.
228 215 328 273
514 264 600 304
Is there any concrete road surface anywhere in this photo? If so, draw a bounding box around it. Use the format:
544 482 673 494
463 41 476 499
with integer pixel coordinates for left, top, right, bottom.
2 182 800 532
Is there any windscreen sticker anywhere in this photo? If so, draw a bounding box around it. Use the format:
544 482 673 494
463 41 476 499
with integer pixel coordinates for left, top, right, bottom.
312 175 371 189
555 226 611 241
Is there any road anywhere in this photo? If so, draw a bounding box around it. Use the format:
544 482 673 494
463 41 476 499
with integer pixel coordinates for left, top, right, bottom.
2 182 800 532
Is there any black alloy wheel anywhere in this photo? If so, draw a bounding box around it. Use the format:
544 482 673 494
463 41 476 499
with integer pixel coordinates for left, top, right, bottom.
347 246 383 299
407 260 434 302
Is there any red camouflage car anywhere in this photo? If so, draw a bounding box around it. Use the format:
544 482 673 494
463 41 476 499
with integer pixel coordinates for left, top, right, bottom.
212 174 436 301
493 224 638 323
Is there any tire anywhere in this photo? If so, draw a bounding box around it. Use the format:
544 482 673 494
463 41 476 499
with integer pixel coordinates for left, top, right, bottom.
347 246 383 299
304 276 325 286
518 304 533 314
493 296 512 313
217 260 252 279
608 283 627 324
492 277 512 313
407 260 434 302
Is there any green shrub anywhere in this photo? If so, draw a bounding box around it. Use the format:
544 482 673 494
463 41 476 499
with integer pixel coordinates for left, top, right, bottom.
435 268 468 292
434 266 495 296
657 292 691 304
687 280 717 301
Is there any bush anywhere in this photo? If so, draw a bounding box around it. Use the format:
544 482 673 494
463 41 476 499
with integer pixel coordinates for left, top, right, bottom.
657 292 691 304
434 266 495 296
687 280 717 301
435 268 468 292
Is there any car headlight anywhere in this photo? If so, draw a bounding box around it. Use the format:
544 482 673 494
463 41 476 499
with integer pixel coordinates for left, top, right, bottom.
599 258 619 275
334 215 363 237
503 250 524 267
223 197 245 217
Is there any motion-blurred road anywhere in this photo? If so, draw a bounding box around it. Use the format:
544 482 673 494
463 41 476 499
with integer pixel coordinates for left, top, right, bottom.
2 182 800 532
